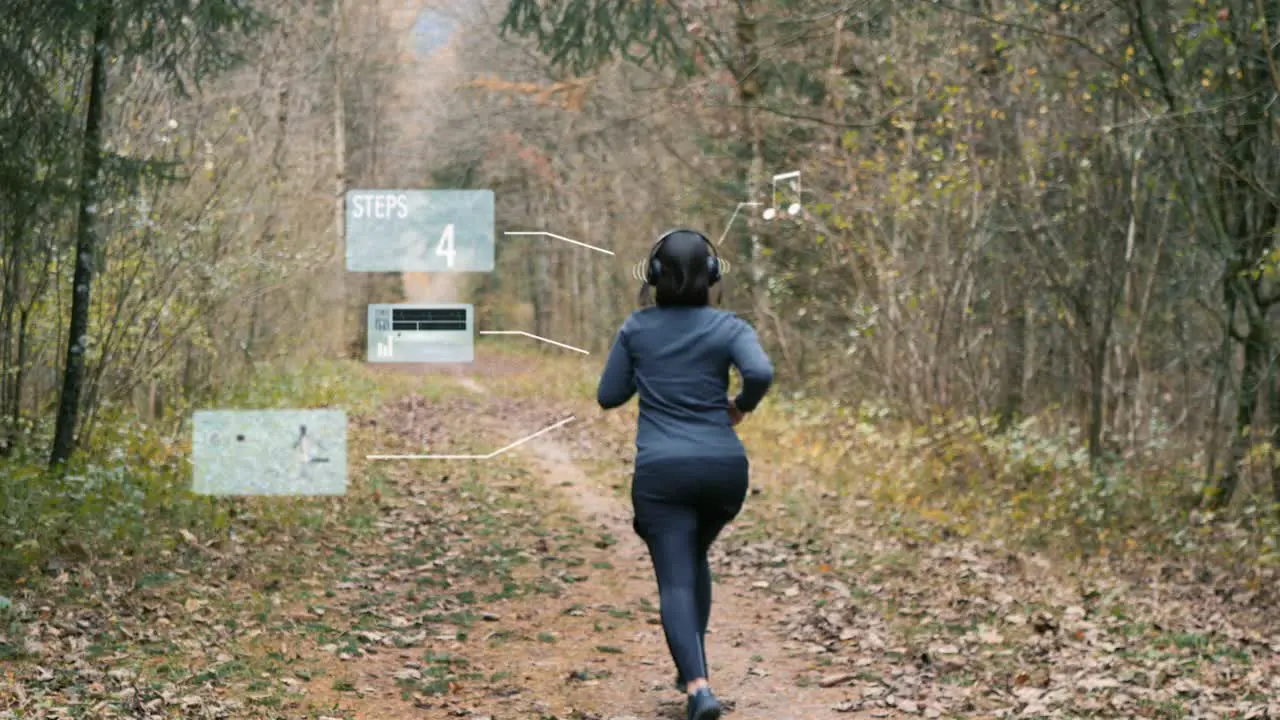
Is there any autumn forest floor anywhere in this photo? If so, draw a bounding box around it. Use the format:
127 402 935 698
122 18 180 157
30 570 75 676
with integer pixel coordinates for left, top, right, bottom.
2 351 1280 719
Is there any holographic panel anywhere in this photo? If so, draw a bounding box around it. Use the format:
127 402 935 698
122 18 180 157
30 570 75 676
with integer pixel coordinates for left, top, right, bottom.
367 304 474 363
344 189 495 272
192 410 347 496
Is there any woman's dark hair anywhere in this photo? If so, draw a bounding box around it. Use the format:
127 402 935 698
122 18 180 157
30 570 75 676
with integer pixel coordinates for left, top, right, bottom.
638 231 718 308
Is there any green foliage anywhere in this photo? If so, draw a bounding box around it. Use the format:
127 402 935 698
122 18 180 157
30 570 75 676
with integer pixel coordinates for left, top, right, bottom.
0 417 224 586
0 361 390 589
499 0 694 76
109 0 270 94
762 59 827 105
743 398 1279 570
1 0 268 210
215 359 384 411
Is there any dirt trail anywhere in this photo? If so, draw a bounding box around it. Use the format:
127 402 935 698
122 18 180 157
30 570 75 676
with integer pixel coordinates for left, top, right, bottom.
9 357 1278 719
333 360 1280 720
390 371 894 720
515 437 877 720
18 358 1277 717
322 357 891 718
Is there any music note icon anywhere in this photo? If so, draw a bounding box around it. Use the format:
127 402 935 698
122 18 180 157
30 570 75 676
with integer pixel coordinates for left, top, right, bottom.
762 170 802 220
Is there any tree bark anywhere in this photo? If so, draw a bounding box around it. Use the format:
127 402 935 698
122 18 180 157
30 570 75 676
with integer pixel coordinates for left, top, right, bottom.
0 225 20 455
582 211 600 349
1211 312 1267 509
531 193 552 339
1086 321 1110 468
50 2 111 468
332 0 349 357
1269 341 1280 508
736 0 763 311
10 306 32 447
996 298 1027 433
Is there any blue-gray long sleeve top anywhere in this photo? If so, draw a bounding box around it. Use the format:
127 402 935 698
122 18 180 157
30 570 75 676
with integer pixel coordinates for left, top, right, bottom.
597 306 774 466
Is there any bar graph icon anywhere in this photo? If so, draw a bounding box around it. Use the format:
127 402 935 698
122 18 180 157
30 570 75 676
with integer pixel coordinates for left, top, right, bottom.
376 333 395 359
366 304 474 363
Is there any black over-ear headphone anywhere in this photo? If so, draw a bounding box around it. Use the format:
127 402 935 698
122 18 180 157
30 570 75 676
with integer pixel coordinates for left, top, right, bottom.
646 228 722 286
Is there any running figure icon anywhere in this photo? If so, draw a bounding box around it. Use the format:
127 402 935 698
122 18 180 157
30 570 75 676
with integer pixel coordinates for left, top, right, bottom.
292 424 331 483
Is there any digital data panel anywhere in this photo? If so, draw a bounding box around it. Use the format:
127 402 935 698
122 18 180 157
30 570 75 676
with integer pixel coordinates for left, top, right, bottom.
367 303 474 363
345 190 494 272
192 409 347 496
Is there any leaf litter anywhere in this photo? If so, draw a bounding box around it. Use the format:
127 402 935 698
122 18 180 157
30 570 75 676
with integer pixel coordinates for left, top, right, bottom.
3 361 1278 719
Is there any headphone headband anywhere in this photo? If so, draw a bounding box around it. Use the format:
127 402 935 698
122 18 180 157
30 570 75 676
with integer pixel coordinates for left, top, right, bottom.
646 228 721 287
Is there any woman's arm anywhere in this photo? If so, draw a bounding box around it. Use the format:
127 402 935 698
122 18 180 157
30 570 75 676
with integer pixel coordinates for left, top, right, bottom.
597 324 637 409
728 320 774 413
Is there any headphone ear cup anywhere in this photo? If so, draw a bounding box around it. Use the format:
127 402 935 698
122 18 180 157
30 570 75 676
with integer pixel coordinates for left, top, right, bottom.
648 258 662 285
706 255 721 285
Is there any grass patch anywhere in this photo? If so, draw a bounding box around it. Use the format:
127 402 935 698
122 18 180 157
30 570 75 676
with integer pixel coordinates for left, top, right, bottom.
733 399 1280 575
0 360 416 588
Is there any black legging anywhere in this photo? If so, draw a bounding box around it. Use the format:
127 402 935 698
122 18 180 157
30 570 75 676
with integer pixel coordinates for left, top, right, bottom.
631 455 749 683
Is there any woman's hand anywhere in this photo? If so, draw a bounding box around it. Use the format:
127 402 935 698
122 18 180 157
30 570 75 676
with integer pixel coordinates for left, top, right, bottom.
727 401 746 426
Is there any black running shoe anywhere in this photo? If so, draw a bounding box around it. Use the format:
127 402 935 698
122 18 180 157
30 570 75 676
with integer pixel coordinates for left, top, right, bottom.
687 687 723 720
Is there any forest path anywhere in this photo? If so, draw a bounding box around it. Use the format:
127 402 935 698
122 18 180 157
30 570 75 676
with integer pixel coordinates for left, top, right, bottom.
5 357 1278 719
299 360 897 719
461 380 882 719
329 356 1280 720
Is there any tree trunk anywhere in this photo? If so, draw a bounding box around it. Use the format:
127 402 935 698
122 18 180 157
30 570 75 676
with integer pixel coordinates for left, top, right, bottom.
1125 211 1166 450
246 26 291 366
50 3 111 468
551 245 565 339
582 212 599 349
369 0 379 185
736 0 763 311
11 307 32 444
331 0 349 358
1086 328 1108 468
1203 266 1235 486
1212 318 1266 509
1084 273 1119 468
1110 139 1144 448
996 298 1027 433
570 239 582 339
0 229 19 455
533 251 552 340
1270 345 1280 508
531 195 552 339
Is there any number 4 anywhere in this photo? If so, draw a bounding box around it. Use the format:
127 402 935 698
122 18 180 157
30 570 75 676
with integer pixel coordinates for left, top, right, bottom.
435 224 456 268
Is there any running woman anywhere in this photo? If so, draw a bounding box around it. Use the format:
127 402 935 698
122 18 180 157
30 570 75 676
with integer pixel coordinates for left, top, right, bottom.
597 228 774 720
